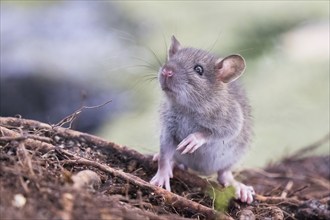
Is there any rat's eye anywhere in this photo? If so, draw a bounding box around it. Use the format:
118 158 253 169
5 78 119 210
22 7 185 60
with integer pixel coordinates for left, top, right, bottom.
194 65 204 75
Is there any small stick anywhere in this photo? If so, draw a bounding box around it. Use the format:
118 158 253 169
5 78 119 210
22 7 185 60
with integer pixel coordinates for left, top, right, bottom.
287 185 309 197
0 133 53 144
0 126 54 152
280 180 293 198
255 194 302 206
55 100 112 129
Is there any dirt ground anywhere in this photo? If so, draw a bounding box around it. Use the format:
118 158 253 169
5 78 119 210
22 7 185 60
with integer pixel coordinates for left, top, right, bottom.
0 117 329 220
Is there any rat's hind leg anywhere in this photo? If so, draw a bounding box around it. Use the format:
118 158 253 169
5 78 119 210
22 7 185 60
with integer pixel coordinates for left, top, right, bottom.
153 153 187 171
217 170 255 204
150 159 174 191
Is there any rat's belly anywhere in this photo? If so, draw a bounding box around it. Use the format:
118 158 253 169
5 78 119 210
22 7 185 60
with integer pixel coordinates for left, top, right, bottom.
173 141 241 175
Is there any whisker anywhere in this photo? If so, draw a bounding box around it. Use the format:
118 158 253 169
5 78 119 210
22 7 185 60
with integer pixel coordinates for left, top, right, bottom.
162 32 169 61
129 74 158 90
145 46 164 68
140 73 158 80
131 56 160 71
206 30 222 53
233 47 256 55
109 28 137 44
133 64 159 72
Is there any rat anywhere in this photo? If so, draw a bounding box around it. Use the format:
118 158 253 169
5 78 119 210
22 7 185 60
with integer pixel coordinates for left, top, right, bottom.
150 36 255 203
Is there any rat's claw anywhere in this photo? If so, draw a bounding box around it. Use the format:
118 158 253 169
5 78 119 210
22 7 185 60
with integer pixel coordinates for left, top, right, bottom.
177 138 190 151
150 172 171 191
217 170 255 204
234 183 255 204
177 132 206 154
181 142 196 154
150 163 173 191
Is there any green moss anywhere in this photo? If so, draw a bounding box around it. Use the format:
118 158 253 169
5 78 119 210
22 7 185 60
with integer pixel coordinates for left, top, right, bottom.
208 185 235 212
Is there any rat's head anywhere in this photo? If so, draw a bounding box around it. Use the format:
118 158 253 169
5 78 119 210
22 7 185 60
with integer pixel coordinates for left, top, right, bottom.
159 36 246 108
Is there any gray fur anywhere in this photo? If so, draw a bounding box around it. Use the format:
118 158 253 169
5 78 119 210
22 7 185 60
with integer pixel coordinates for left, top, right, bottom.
158 39 252 175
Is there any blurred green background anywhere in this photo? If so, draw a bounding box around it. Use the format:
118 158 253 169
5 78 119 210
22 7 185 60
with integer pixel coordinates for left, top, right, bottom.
1 1 329 168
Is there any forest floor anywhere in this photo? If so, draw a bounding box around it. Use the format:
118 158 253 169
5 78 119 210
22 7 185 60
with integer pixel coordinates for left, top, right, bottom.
0 117 329 220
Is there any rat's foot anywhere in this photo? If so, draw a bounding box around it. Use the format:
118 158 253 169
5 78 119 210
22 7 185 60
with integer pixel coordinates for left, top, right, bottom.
150 162 173 191
217 170 255 204
177 132 207 154
152 153 186 170
232 182 255 204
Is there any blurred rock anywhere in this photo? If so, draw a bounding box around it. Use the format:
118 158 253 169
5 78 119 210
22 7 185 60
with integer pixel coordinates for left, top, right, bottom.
0 74 124 133
0 1 146 133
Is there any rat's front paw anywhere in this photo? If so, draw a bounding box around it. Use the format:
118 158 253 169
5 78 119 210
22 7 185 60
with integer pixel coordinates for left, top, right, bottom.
150 166 173 191
233 183 255 204
177 132 207 154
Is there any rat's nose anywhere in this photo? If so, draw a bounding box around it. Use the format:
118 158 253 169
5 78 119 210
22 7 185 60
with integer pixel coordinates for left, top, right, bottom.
161 67 173 77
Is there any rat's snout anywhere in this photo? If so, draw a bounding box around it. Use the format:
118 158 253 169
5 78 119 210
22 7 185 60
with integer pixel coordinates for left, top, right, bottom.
161 67 174 77
159 64 177 92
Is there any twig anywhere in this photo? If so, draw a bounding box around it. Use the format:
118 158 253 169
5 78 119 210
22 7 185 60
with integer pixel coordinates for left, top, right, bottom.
309 176 330 190
255 194 302 206
0 126 22 138
17 142 36 177
54 100 112 128
280 180 293 198
19 175 30 194
287 185 309 197
0 118 52 132
0 134 52 143
0 126 54 152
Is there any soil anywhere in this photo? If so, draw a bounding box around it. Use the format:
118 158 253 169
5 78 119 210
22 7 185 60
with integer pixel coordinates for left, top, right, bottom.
0 117 329 220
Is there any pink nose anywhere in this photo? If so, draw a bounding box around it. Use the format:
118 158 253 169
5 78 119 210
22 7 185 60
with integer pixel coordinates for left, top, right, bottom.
161 68 173 77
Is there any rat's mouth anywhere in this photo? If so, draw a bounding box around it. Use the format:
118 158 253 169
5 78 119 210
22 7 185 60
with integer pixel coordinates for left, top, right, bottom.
161 85 173 93
159 76 175 93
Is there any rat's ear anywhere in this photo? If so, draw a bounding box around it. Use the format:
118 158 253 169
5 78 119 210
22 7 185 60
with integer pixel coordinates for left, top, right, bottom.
215 55 246 83
169 35 181 59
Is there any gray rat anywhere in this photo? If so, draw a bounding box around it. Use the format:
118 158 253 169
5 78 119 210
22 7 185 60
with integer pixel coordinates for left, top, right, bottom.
150 36 255 203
